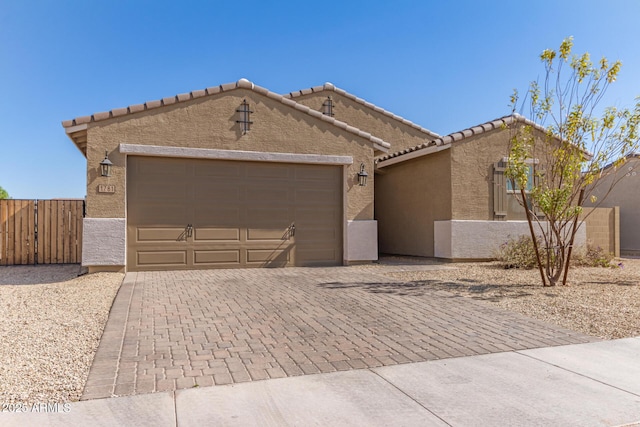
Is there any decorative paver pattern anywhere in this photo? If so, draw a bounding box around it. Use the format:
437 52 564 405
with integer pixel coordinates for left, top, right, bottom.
82 267 597 400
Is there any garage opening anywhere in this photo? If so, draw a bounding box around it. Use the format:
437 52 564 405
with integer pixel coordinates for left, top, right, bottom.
127 156 342 271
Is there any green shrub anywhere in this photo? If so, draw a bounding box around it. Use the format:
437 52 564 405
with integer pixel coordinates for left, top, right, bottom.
494 235 539 269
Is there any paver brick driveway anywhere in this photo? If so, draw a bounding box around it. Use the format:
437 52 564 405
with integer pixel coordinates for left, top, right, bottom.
82 265 596 400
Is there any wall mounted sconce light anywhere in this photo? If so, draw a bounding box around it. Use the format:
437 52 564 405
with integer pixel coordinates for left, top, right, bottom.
236 99 253 134
322 96 335 117
357 163 368 187
100 151 113 177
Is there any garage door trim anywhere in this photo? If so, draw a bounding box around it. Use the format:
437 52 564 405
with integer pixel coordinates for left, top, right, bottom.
120 143 353 166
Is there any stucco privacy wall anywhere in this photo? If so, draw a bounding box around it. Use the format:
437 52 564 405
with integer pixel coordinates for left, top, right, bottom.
289 90 437 153
581 207 620 257
434 220 587 259
375 149 452 257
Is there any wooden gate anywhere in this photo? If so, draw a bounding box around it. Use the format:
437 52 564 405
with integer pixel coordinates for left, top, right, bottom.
0 199 84 266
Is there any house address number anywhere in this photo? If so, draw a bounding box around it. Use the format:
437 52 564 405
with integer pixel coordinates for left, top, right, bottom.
98 184 116 193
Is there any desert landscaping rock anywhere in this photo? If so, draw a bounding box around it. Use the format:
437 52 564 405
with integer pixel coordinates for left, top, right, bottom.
384 258 640 340
0 265 123 404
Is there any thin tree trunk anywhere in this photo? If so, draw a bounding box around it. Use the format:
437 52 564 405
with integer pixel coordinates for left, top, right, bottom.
521 188 548 287
561 188 585 286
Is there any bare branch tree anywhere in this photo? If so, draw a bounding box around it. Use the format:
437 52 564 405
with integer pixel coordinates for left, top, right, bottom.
506 37 640 286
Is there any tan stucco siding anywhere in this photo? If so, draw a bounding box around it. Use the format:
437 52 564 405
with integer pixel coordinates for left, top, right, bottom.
85 89 375 221
375 150 451 257
293 93 434 153
450 130 511 220
585 157 640 254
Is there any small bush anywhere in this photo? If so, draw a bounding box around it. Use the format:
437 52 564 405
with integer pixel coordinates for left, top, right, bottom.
573 244 615 268
495 235 539 269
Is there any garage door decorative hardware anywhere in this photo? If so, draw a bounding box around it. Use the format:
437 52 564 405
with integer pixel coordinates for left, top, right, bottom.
176 224 193 241
236 99 253 134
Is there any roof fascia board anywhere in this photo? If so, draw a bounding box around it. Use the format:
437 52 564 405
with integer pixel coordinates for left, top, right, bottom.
376 144 450 168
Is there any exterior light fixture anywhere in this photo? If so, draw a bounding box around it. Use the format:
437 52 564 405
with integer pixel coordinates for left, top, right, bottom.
357 163 368 187
100 151 113 177
236 99 253 134
322 96 335 117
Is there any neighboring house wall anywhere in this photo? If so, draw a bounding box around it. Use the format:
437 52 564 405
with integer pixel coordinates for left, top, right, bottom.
375 149 451 257
290 90 436 153
585 156 640 255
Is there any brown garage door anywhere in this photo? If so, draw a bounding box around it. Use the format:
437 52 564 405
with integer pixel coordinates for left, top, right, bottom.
127 156 342 271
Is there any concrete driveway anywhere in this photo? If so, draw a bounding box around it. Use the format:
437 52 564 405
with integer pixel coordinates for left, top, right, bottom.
82 264 596 400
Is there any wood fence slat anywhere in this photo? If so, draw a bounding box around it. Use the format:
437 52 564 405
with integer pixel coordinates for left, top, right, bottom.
15 201 22 264
41 200 54 264
56 201 64 264
27 201 35 264
36 201 42 264
21 201 28 264
7 200 15 265
76 201 83 263
50 200 57 263
64 201 71 263
0 201 6 265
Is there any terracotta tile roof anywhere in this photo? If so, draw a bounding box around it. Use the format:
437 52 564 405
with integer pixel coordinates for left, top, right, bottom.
62 79 391 156
376 114 541 166
285 83 440 139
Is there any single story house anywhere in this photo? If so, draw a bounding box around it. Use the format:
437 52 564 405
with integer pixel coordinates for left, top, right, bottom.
63 80 588 272
63 79 440 272
584 153 640 256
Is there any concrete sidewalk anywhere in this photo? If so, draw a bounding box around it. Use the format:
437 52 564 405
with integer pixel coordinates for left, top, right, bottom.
3 338 639 426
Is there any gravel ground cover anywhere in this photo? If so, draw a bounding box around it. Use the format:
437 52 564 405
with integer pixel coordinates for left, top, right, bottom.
383 258 640 340
0 265 123 404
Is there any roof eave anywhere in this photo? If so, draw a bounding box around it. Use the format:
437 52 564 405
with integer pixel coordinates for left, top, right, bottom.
61 79 391 155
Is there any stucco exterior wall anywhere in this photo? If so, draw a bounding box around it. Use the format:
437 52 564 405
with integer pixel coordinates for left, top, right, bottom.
585 157 640 255
435 220 587 260
375 149 451 257
292 92 434 153
85 88 376 222
450 129 511 220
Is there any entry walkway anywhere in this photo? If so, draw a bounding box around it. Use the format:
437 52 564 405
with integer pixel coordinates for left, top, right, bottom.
81 265 594 400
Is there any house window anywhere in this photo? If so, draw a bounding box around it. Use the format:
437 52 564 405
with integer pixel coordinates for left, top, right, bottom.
506 164 534 193
494 159 542 219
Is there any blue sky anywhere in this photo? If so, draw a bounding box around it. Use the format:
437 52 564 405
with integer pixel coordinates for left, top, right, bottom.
1 1 639 199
